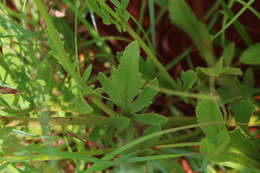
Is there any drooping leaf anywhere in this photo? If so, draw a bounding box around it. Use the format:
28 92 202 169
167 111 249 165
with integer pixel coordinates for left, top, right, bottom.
129 79 158 113
240 43 260 65
168 0 215 66
133 113 168 126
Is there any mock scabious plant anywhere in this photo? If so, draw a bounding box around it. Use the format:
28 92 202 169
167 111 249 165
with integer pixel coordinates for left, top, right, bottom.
0 0 259 172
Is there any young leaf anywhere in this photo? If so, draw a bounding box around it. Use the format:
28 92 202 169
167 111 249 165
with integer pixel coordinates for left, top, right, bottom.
133 113 168 126
168 0 215 66
222 42 235 66
99 41 144 111
129 79 158 113
197 58 242 77
180 70 198 90
230 99 255 132
240 43 260 65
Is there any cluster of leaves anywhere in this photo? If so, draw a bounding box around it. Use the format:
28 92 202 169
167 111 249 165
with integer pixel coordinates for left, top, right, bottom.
0 0 259 173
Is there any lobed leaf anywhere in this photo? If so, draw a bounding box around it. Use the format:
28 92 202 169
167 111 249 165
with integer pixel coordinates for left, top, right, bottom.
129 79 158 112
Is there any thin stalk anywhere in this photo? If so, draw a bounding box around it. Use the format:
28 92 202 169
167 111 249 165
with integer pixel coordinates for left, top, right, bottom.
97 0 177 88
86 121 226 173
212 0 255 42
155 142 201 149
126 25 177 88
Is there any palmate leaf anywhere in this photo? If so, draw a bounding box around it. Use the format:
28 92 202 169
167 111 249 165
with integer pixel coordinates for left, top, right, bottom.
99 41 158 113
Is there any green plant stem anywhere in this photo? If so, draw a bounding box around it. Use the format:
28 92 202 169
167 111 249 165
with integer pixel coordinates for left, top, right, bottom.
86 121 226 173
155 142 201 149
126 25 177 88
33 0 118 117
211 0 255 42
97 0 177 88
88 95 118 117
154 129 202 145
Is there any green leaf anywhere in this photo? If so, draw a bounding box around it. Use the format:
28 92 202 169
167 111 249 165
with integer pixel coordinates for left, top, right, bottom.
230 99 255 132
240 43 260 65
244 68 255 86
200 129 230 158
230 127 260 160
197 58 242 77
99 41 144 111
87 0 113 25
89 127 100 141
196 99 226 143
168 0 215 65
217 76 256 104
108 116 130 131
222 42 235 66
82 65 92 83
71 96 93 113
133 113 168 126
180 70 198 89
129 79 158 112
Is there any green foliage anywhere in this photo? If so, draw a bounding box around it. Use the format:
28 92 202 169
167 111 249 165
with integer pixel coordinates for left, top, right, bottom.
240 43 260 64
197 58 242 77
133 113 167 126
168 0 215 66
99 41 158 114
1 0 260 172
230 99 255 132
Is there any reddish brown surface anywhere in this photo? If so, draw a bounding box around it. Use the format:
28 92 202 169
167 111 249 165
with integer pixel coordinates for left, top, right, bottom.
179 157 194 173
